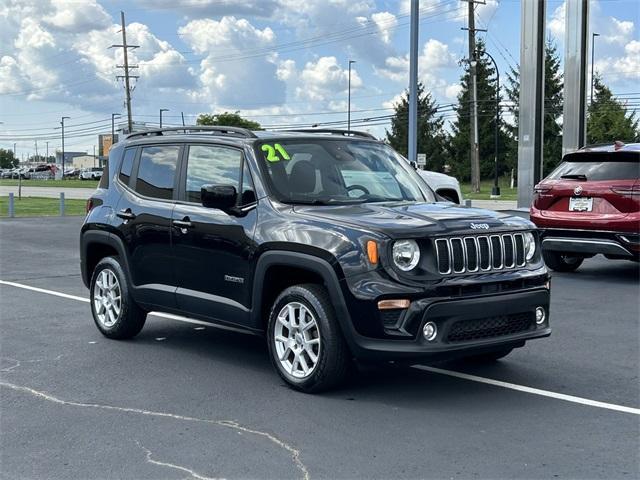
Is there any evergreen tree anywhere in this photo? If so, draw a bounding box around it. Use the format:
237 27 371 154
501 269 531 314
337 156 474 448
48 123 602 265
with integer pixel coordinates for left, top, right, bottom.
385 83 450 172
587 77 640 143
449 40 510 182
197 111 262 130
504 40 564 176
0 148 16 169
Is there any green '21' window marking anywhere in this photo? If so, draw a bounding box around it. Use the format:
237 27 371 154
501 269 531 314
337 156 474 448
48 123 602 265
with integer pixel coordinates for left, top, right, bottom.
261 143 291 162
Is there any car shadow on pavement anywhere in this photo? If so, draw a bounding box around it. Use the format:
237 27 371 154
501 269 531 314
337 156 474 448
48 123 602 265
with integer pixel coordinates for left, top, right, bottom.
553 257 640 283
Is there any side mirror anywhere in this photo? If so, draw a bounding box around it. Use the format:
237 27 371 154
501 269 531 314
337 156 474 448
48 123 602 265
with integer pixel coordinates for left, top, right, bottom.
201 184 237 211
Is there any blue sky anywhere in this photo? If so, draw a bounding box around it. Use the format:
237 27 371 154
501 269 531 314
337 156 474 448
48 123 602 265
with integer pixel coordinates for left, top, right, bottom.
1 0 638 159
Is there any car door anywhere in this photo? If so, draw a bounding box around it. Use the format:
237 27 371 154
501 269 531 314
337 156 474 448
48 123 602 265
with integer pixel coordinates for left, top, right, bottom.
114 144 181 309
172 143 258 326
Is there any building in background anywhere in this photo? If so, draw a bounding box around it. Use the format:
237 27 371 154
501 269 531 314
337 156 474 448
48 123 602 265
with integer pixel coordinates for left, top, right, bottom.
98 134 119 166
55 151 87 165
70 155 99 170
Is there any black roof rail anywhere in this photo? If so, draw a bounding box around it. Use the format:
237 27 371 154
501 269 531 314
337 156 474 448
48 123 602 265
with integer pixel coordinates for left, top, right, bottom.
125 126 258 140
282 129 377 140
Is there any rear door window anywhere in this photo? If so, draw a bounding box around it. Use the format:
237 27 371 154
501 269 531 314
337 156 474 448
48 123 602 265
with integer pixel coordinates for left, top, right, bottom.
134 145 180 200
118 148 137 185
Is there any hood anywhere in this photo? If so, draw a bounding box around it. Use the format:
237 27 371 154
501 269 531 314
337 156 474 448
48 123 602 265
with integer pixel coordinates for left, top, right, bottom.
293 201 532 238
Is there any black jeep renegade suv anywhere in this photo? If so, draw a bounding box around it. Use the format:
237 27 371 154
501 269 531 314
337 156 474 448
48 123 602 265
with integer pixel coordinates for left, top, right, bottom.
80 126 551 392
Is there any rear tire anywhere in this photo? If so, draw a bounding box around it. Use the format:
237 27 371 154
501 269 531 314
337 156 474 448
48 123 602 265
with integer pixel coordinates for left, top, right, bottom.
543 250 584 272
90 256 146 339
267 284 351 393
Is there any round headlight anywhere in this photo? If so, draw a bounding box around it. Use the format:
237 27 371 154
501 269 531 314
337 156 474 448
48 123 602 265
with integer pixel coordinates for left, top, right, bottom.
392 239 421 271
524 232 536 261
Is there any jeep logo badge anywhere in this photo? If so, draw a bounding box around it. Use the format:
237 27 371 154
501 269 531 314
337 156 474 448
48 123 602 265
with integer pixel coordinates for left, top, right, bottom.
470 223 490 230
574 185 583 195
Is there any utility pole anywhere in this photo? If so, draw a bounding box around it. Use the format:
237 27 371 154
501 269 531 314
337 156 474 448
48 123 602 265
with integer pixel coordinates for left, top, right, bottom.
181 112 186 126
93 145 96 168
112 11 139 133
34 140 38 162
46 141 49 162
61 116 70 179
464 1 483 193
347 60 356 133
407 0 419 164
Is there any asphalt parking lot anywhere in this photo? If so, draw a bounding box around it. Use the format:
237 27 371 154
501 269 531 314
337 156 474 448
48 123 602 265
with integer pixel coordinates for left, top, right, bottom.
1 216 638 480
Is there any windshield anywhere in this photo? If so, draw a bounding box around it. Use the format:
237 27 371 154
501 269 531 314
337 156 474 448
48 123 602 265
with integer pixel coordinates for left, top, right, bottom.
255 139 435 205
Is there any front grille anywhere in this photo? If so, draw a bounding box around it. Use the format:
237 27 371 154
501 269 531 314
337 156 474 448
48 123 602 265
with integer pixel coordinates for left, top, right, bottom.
435 233 527 275
446 312 534 343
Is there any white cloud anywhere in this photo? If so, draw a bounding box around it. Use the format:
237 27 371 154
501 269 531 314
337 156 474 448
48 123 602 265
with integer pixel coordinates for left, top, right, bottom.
548 3 566 40
297 56 362 102
132 0 280 18
376 39 458 84
371 12 398 44
43 0 111 33
596 40 640 84
179 16 285 108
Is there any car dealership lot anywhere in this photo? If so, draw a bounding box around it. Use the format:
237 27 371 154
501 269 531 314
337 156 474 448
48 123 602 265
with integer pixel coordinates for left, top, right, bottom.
1 216 638 479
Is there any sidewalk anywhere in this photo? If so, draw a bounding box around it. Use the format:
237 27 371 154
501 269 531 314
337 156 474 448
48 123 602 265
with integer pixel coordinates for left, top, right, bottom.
469 199 518 211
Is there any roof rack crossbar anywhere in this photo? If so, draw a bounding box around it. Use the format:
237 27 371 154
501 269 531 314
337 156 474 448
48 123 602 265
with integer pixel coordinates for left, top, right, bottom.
282 129 376 140
126 126 258 140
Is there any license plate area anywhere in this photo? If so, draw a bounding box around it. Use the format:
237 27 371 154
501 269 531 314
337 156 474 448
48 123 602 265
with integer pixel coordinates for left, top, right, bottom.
569 197 593 212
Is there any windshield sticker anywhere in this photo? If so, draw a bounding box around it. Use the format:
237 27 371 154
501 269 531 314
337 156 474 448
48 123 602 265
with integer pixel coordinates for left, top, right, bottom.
261 143 291 162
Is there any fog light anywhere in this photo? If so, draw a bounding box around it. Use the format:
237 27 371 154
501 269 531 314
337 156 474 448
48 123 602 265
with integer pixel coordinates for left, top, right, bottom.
423 321 437 341
535 307 546 325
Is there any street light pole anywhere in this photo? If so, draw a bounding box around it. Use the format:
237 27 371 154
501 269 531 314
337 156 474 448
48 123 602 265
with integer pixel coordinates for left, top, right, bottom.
160 108 169 128
61 116 70 180
481 50 501 197
590 32 600 104
347 60 355 133
112 113 121 142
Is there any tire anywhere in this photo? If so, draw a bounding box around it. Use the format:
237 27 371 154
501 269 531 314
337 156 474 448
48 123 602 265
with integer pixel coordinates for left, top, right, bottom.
267 284 351 393
543 250 584 272
465 347 513 363
90 256 146 339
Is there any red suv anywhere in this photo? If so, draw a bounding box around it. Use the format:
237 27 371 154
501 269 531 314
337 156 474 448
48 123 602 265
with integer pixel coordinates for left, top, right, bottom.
530 142 640 272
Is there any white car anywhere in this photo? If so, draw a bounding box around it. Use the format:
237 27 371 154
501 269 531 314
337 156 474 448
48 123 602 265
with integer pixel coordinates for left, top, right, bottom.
80 167 103 180
416 169 463 204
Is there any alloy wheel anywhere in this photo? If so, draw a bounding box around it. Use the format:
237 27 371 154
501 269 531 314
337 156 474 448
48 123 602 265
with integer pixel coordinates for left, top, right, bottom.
273 302 321 379
93 268 122 328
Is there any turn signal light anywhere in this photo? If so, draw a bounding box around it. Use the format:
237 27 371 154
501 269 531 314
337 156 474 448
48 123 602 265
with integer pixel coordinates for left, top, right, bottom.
378 299 410 310
366 240 378 265
85 198 94 214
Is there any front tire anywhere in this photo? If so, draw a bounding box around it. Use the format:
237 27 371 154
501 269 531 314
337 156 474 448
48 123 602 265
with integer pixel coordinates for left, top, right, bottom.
542 250 584 272
90 256 146 339
267 284 351 393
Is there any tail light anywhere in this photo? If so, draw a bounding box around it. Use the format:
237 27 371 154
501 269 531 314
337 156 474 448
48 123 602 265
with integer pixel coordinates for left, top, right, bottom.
532 185 552 206
85 198 94 214
610 185 640 196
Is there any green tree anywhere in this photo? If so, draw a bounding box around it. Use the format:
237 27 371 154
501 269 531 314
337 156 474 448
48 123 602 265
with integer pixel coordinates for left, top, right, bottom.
587 76 640 143
385 83 450 172
0 148 16 169
196 111 262 130
449 40 511 182
504 40 564 176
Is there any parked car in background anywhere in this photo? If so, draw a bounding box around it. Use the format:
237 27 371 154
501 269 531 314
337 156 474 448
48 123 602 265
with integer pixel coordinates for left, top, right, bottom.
416 169 463 204
530 142 640 271
80 167 103 180
64 168 80 178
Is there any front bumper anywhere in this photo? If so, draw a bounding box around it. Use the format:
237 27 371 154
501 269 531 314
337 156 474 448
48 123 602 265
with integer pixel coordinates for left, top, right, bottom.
343 288 551 360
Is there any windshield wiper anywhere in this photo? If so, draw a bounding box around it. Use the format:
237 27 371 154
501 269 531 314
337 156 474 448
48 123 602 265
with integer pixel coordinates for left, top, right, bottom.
560 174 588 180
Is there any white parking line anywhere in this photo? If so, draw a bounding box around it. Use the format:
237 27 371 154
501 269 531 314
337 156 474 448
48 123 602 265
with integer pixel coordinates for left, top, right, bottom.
413 366 640 416
2 279 639 415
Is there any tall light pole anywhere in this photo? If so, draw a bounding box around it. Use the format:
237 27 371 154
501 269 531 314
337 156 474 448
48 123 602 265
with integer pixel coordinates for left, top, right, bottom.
481 50 501 197
347 60 356 133
46 141 49 162
590 32 600 104
112 113 121 142
61 116 70 179
408 0 419 164
160 108 169 128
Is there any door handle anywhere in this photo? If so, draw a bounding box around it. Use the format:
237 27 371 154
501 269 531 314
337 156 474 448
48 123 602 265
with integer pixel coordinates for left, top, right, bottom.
117 209 136 221
173 218 194 232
